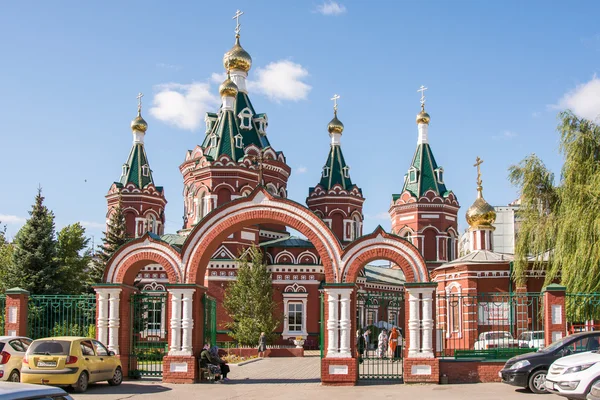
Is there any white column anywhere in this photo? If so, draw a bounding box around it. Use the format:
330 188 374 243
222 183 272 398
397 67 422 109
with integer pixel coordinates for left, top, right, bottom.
107 289 122 354
326 289 339 357
180 288 195 355
95 289 109 346
421 289 434 357
338 289 352 357
407 290 420 357
168 289 182 354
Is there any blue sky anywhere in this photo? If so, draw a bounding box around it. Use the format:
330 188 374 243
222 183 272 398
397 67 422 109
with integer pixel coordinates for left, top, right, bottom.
1 1 599 243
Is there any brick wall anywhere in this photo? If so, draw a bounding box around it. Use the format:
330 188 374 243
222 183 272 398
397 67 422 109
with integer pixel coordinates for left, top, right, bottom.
439 360 504 383
403 358 440 383
4 290 29 336
162 355 198 384
321 358 357 386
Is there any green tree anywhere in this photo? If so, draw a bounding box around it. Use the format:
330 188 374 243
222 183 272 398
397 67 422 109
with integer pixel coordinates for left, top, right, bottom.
0 223 14 292
6 188 60 294
223 247 281 345
509 111 600 292
86 198 128 290
56 223 92 294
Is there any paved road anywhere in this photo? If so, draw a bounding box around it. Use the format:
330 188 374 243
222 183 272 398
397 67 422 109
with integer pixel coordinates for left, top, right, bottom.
70 357 565 400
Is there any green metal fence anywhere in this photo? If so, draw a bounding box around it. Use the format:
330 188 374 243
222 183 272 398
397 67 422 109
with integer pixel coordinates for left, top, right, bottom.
356 291 404 382
436 292 544 359
566 293 600 333
28 295 96 340
129 292 168 378
203 294 217 347
0 295 5 335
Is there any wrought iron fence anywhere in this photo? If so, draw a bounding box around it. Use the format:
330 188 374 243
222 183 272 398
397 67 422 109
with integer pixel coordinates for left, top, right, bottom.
566 293 600 333
203 294 217 347
0 295 5 334
28 295 96 340
436 292 544 360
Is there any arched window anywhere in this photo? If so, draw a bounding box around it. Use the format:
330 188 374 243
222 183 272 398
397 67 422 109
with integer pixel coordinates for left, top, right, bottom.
147 215 156 234
447 236 455 261
196 191 206 223
352 214 361 240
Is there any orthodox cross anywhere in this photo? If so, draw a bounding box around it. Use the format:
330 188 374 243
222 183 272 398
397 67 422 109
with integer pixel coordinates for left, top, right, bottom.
250 149 266 187
233 9 244 36
331 94 340 113
417 85 428 107
474 156 483 187
137 92 144 114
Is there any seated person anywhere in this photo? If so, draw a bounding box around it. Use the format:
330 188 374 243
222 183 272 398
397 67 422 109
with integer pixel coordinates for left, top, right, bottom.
209 345 230 381
200 344 221 379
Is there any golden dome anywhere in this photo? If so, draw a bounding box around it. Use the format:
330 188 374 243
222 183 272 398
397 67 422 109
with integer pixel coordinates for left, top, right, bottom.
219 74 239 97
223 35 252 73
416 108 430 125
328 112 344 134
131 114 148 133
466 192 496 228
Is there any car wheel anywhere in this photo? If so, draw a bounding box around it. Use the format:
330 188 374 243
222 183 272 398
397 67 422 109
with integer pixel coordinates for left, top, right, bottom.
73 371 89 393
8 370 19 382
108 367 123 386
528 370 548 394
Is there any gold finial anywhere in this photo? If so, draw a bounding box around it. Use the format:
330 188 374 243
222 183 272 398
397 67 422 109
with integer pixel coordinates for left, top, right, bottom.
233 9 244 37
474 156 484 197
417 85 428 109
328 94 344 134
416 85 431 124
331 94 340 115
131 92 148 133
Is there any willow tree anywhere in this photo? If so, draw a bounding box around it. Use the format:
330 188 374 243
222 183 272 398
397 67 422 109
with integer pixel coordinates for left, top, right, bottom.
509 111 600 292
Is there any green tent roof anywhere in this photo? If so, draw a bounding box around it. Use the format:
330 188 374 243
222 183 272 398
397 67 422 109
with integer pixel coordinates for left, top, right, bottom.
117 142 161 192
400 143 448 198
309 143 362 195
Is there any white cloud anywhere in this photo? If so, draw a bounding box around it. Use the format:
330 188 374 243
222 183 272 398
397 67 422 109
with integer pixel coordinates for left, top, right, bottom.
492 130 518 140
554 75 600 121
149 83 220 131
80 221 105 229
248 61 311 102
316 1 347 15
211 72 226 84
0 214 25 225
296 166 308 174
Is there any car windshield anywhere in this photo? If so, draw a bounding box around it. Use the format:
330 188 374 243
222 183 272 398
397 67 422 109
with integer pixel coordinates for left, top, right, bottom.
487 332 512 340
541 336 571 352
533 332 544 340
28 340 70 355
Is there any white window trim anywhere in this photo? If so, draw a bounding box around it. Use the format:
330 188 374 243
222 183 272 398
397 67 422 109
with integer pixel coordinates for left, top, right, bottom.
142 164 150 177
322 166 330 178
408 167 418 183
436 167 444 184
238 107 253 130
209 134 219 148
343 166 350 178
234 134 244 149
282 293 308 340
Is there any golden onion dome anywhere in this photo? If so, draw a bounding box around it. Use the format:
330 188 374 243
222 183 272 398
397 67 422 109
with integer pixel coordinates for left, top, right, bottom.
219 74 239 97
416 109 431 125
466 191 496 228
131 114 148 133
223 35 252 73
328 112 344 134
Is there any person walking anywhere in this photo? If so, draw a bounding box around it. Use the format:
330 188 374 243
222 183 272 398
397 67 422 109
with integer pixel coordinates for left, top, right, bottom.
363 329 371 356
258 332 267 358
378 329 388 359
356 329 366 364
388 327 399 360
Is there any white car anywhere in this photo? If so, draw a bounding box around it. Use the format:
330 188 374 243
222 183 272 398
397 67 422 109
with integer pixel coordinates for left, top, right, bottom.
0 336 32 382
518 331 545 349
0 381 73 399
474 331 520 350
545 349 600 399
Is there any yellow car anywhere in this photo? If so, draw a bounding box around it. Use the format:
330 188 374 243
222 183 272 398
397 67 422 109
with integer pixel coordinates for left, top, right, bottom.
21 336 122 392
0 336 33 382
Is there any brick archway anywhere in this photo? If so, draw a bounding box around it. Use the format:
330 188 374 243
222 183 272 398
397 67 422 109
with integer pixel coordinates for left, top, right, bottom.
181 188 342 284
104 234 183 285
341 226 428 283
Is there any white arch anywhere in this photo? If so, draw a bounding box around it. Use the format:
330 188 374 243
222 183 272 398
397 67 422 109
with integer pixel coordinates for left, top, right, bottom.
297 251 318 265
274 250 296 264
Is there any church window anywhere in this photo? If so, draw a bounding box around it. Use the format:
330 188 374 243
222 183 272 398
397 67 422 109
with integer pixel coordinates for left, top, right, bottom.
447 237 455 261
409 168 418 183
205 114 217 134
343 166 350 178
142 164 150 177
436 168 444 184
388 311 398 326
322 166 330 178
238 107 253 130
255 115 268 135
287 303 303 332
147 215 156 233
234 134 244 149
267 184 278 196
121 164 129 177
366 310 376 327
210 134 219 148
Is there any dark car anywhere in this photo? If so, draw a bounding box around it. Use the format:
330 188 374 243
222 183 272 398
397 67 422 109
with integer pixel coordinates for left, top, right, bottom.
588 381 600 400
501 331 600 394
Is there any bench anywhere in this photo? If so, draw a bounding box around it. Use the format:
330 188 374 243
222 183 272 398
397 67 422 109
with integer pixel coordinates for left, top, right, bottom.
199 367 221 383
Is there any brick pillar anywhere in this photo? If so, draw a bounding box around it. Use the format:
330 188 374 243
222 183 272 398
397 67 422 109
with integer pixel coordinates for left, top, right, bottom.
543 284 566 347
5 288 29 337
116 285 136 378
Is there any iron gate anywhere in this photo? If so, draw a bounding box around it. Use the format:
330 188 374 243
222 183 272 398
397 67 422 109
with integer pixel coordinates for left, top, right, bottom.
356 290 404 382
203 294 217 347
130 292 168 378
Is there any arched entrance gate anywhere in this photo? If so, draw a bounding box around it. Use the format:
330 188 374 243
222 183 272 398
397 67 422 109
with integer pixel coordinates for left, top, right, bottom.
96 188 437 385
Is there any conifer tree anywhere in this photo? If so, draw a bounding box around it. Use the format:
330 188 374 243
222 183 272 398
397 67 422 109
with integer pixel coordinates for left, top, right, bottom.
86 197 128 290
223 247 281 345
0 224 14 293
56 223 92 294
6 188 60 294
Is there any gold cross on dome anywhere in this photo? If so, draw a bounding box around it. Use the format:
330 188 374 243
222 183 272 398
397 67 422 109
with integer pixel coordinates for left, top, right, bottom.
331 94 340 112
233 9 244 36
137 92 144 114
417 85 428 106
474 156 483 187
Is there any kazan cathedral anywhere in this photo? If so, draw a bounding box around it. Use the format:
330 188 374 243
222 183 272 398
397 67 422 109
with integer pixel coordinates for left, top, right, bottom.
103 17 545 358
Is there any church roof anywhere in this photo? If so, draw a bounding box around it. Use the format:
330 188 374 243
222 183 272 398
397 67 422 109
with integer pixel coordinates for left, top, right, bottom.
201 92 273 161
260 236 314 248
438 250 514 267
400 143 448 198
362 265 406 285
160 233 186 248
115 143 162 192
317 144 355 191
